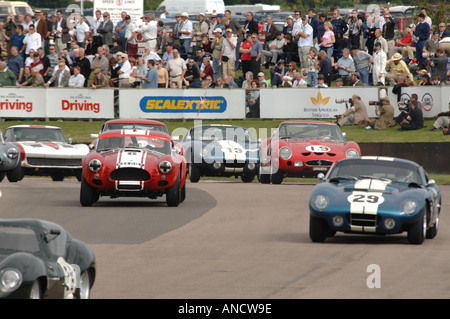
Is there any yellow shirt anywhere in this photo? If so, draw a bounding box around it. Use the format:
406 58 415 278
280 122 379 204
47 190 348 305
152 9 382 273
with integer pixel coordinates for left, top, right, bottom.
386 59 414 82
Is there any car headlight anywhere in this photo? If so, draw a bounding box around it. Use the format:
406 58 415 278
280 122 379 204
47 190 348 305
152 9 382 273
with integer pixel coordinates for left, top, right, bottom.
0 268 22 293
346 149 359 158
401 200 418 215
89 159 102 172
159 161 172 174
279 147 292 160
7 148 18 159
313 195 329 211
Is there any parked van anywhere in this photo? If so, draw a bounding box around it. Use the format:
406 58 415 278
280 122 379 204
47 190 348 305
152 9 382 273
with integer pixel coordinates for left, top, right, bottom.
0 1 33 17
157 0 225 16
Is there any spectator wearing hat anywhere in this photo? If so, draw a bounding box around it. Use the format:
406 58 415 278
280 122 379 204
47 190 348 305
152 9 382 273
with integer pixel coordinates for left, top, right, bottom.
211 27 224 80
221 28 237 80
97 12 114 48
179 12 193 58
117 53 131 87
335 77 344 87
262 32 284 66
438 23 450 40
385 53 414 85
91 68 109 89
368 96 395 130
293 15 313 69
115 11 128 51
283 16 294 36
372 41 387 85
34 10 47 43
124 15 138 57
193 13 209 49
161 43 173 67
215 14 225 35
414 13 430 70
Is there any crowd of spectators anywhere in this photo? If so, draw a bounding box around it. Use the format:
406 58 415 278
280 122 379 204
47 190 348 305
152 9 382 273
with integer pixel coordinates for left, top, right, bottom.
0 6 448 91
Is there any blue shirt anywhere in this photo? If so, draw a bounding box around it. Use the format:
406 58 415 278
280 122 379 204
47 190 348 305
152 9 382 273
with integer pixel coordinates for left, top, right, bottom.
142 68 158 88
116 21 127 39
10 33 25 51
8 55 24 78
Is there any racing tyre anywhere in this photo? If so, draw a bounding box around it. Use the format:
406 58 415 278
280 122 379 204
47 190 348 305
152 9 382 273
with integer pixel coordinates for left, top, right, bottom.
258 166 270 184
6 164 22 182
80 175 98 207
188 163 201 183
51 173 65 182
407 212 426 244
75 270 92 299
180 180 186 203
270 168 284 184
29 280 43 299
0 171 4 182
309 215 330 243
426 206 438 239
241 174 255 183
167 172 181 207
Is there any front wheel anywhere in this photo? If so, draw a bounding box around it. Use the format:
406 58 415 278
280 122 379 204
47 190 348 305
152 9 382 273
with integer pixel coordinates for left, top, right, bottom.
241 173 255 183
408 213 427 244
80 175 98 207
75 270 92 299
6 164 22 182
166 172 181 207
188 163 201 183
309 215 330 243
29 280 43 299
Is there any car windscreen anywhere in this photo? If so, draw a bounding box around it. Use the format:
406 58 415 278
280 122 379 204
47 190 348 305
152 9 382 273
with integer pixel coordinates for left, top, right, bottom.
329 160 422 184
278 123 345 142
97 135 171 154
190 126 255 143
9 127 67 143
0 226 40 253
104 123 168 134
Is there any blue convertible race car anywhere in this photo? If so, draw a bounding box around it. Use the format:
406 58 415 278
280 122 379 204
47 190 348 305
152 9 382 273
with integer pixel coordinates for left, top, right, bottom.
309 156 441 244
180 124 259 183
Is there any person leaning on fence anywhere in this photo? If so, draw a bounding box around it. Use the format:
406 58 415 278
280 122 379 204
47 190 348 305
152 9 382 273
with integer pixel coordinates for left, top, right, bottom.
17 67 44 87
90 68 109 89
45 60 70 87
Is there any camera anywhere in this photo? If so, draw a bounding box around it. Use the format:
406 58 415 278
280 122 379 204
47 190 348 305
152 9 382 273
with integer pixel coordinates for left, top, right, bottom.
422 52 435 59
335 98 352 104
398 100 410 112
368 100 382 106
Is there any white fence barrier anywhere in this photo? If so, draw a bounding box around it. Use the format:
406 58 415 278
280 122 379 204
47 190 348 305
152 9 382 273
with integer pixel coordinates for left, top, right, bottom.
0 87 446 120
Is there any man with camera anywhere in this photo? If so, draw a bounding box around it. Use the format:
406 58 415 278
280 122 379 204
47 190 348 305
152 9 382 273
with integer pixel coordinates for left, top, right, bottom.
337 94 369 127
397 99 424 131
429 48 448 82
346 10 362 49
367 97 395 130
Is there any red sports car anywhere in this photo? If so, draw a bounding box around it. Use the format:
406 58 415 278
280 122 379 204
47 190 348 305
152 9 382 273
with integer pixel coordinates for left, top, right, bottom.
259 120 361 184
80 129 186 207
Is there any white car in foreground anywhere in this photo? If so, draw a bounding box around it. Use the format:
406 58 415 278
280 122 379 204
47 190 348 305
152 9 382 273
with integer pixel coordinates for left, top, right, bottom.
4 125 89 181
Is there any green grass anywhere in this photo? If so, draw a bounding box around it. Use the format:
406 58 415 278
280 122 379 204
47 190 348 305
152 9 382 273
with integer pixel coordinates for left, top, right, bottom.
1 118 446 144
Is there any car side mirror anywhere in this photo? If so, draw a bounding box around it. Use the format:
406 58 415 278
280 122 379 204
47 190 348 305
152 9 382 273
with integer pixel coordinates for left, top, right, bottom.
317 173 325 181
427 179 436 187
68 138 73 144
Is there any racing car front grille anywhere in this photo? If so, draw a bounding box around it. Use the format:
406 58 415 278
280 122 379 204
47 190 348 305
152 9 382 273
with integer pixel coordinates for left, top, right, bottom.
302 152 336 156
224 160 246 168
346 213 381 227
110 168 150 181
305 160 334 167
27 157 82 167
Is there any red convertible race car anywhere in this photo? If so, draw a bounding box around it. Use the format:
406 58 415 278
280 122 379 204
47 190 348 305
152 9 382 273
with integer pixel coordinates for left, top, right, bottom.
259 120 361 184
80 129 186 207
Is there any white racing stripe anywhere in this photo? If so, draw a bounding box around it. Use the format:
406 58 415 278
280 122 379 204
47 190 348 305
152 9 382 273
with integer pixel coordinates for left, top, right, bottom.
347 179 390 232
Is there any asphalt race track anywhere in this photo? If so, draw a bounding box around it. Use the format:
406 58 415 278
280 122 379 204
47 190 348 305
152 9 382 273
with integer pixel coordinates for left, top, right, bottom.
1 178 450 299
